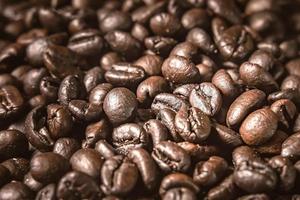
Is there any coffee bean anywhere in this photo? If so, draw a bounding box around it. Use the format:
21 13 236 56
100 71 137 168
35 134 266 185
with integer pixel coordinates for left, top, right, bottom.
152 141 191 172
100 52 124 71
232 146 261 166
270 99 296 130
150 12 181 37
57 171 102 200
103 87 137 125
207 0 241 24
240 108 278 145
100 11 132 33
95 140 116 159
233 159 277 193
30 152 69 184
134 54 163 76
143 119 169 147
0 181 33 200
236 194 270 200
2 158 29 181
112 123 149 155
181 8 210 30
53 137 80 160
35 183 56 200
281 132 300 160
186 28 216 54
84 118 111 148
162 188 197 200
131 23 149 42
178 142 220 161
189 82 223 116
39 76 60 102
101 155 138 196
23 172 43 192
206 175 239 200
213 123 243 147
152 93 188 114
0 165 11 187
144 36 177 57
83 67 104 93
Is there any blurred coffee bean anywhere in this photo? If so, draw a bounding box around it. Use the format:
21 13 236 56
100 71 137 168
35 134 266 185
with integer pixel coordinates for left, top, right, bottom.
150 12 181 37
2 158 29 181
53 137 80 160
281 132 300 160
134 54 163 76
0 181 33 200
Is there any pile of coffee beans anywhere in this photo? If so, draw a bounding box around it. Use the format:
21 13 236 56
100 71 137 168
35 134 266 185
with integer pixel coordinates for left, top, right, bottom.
1 0 300 199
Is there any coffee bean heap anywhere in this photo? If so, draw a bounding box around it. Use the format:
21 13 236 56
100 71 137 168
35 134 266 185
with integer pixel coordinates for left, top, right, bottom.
0 0 300 199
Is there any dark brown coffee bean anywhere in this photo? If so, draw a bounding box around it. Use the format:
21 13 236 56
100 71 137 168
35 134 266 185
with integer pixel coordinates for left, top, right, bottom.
232 146 261 166
112 123 149 155
0 130 28 161
233 159 277 193
101 155 138 196
150 12 181 37
152 93 188 114
38 8 66 32
57 171 102 200
181 8 210 30
236 194 269 200
285 58 300 77
103 87 138 125
23 172 43 192
189 82 222 116
134 54 163 76
226 89 266 128
0 181 33 200
186 28 216 54
100 52 124 71
131 23 149 42
105 62 146 89
193 156 228 187
157 108 182 141
178 142 220 161
68 100 102 122
128 148 158 190
39 76 60 102
159 173 199 196
53 137 80 160
0 43 25 72
152 141 191 172
83 67 104 93
137 76 170 107
144 36 178 57
131 1 166 24
240 108 278 145
206 175 239 200
162 188 197 200
175 105 211 143
30 152 69 184
70 148 103 179
84 118 111 148
213 123 243 147
2 158 29 181
95 140 116 159
281 132 300 160
143 119 169 147
100 11 132 33
0 165 11 187
35 183 56 200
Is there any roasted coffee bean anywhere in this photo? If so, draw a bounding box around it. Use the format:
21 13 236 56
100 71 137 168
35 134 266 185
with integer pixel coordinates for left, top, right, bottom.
68 100 102 122
175 105 211 143
281 75 300 91
128 148 158 190
53 137 80 160
0 74 19 88
137 76 169 106
70 148 103 179
144 36 177 57
38 8 67 32
2 158 29 181
207 0 241 24
268 155 296 192
30 152 69 184
248 49 275 71
57 171 102 200
239 62 278 93
83 67 104 93
162 55 199 84
25 106 54 152
152 141 191 172
226 89 266 128
186 28 216 54
189 82 222 116
100 52 124 71
105 62 146 89
213 123 243 147
193 156 228 187
112 123 149 155
233 159 277 193
159 173 199 196
58 75 86 106
181 8 210 30
101 155 138 196
105 30 142 61
0 181 33 200
131 23 149 42
0 43 25 72
178 142 220 161
281 132 300 160
23 172 43 192
39 76 60 102
169 42 199 62
156 108 181 141
100 11 132 33
134 54 163 76
143 119 169 147
131 1 166 24
68 29 104 59
23 68 48 97
0 165 11 187
0 130 28 160
84 118 111 148
236 194 270 200
162 188 197 200
232 146 261 166
35 183 56 200
173 84 198 100
240 108 278 145
285 58 300 77
268 89 300 107
95 140 116 159
43 45 83 79
0 85 24 121
270 99 297 130
150 12 181 37
152 93 188 114
206 175 238 200
103 87 137 125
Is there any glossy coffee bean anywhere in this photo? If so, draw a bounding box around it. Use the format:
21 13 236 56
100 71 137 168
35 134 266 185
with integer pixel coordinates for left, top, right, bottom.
189 82 222 116
206 175 239 200
162 188 197 200
39 76 60 102
100 11 132 33
131 23 149 42
84 118 111 148
144 36 177 57
281 132 300 160
136 76 170 107
207 0 241 24
233 159 277 193
23 68 48 97
181 8 210 30
128 148 158 190
240 108 278 145
105 62 146 89
95 140 116 159
169 42 199 62
70 148 103 179
35 183 56 200
112 123 149 155
143 119 169 147
0 165 11 187
150 13 181 37
2 158 29 181
152 93 188 114
152 141 191 172
186 28 216 54
100 52 124 71
101 155 138 196
178 142 220 161
30 152 69 184
68 100 102 122
0 181 33 200
175 105 211 143
213 123 243 147
53 137 80 160
193 156 228 187
83 67 104 93
226 89 266 128
23 172 43 192
57 171 102 200
103 87 138 125
134 54 163 76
